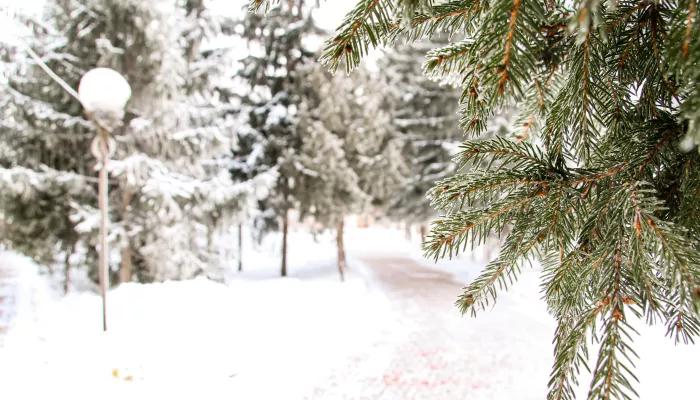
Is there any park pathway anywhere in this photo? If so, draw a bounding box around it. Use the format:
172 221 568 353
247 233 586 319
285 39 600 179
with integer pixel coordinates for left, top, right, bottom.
310 255 555 400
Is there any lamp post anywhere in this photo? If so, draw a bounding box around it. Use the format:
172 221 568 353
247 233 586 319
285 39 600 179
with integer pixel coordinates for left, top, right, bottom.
78 68 131 332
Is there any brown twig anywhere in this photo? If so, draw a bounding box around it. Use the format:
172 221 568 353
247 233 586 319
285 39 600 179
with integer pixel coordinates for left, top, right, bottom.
683 1 695 58
432 195 538 250
499 0 521 94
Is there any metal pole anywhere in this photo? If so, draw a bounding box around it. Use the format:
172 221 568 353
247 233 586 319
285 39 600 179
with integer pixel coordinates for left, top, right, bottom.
77 68 130 333
96 127 110 332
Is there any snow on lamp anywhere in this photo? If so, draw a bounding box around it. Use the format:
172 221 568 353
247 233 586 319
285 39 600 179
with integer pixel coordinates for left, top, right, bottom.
79 68 132 132
78 67 131 332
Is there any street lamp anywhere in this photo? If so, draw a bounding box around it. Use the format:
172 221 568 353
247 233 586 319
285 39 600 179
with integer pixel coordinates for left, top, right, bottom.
78 68 132 331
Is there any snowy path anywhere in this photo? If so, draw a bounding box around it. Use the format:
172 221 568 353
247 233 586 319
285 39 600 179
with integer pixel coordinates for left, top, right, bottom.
2 228 699 400
311 255 555 400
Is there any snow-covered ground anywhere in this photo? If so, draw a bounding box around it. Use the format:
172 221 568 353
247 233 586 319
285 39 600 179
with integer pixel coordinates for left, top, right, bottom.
0 231 394 400
1 226 699 399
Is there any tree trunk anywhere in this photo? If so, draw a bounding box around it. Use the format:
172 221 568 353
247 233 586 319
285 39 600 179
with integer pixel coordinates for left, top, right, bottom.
119 191 133 285
238 223 243 272
120 246 133 284
420 225 427 244
337 219 346 282
281 210 288 277
206 227 214 249
63 244 73 294
405 222 412 241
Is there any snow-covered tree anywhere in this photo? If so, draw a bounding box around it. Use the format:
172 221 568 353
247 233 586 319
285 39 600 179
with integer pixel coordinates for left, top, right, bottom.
0 0 250 286
380 38 463 240
0 9 97 280
234 0 409 277
294 62 402 279
380 36 516 242
230 0 325 277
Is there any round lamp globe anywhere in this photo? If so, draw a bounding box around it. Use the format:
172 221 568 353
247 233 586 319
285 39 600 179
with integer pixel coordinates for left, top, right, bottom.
78 68 132 114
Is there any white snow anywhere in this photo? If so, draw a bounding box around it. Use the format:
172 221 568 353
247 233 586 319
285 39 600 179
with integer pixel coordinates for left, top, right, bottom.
363 226 700 400
264 104 289 128
0 2 45 45
78 68 132 114
0 239 393 400
2 227 700 399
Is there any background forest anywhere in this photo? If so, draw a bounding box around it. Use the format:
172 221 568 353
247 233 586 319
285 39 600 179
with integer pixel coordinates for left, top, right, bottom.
2 1 699 399
0 0 508 285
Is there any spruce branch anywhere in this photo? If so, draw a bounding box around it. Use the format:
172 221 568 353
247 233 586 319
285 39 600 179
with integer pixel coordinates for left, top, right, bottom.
455 217 545 316
425 188 549 260
316 0 700 397
586 245 640 400
320 0 395 72
588 314 640 400
390 0 480 41
682 0 695 58
423 39 473 78
548 305 597 400
456 137 546 170
512 70 564 141
500 0 521 94
429 170 551 214
248 0 273 12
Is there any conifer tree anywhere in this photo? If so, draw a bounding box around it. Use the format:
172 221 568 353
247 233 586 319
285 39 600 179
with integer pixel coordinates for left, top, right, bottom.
1 0 244 285
380 36 514 242
295 62 403 279
380 37 463 240
0 7 99 274
254 0 700 397
230 0 326 277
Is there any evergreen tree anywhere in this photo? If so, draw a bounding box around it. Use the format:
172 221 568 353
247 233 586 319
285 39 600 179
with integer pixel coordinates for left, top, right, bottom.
379 36 516 242
230 0 326 276
0 7 98 276
253 0 700 397
380 37 463 239
294 62 402 279
1 0 245 285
